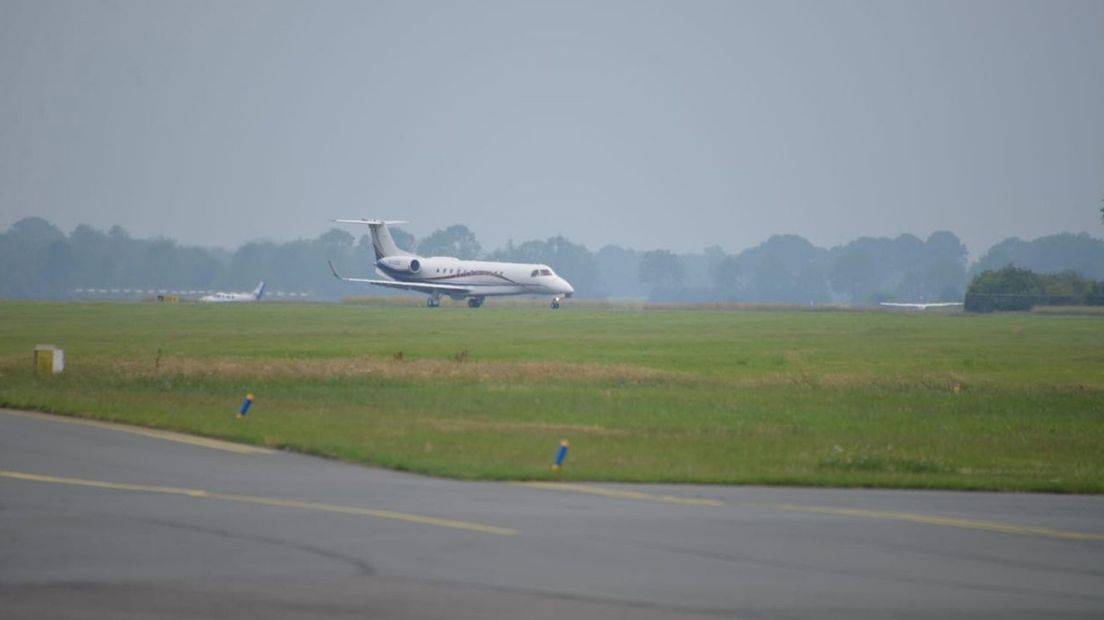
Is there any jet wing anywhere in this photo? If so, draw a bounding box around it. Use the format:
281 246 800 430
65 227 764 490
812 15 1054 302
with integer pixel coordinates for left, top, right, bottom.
880 302 963 309
328 261 473 295
360 279 473 295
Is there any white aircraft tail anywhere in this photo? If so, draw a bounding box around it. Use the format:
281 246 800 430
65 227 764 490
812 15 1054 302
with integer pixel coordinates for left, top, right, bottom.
333 219 411 260
252 281 266 300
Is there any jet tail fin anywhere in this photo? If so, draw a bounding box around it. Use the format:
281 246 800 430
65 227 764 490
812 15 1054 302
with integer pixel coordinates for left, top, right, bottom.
252 281 266 300
332 219 412 260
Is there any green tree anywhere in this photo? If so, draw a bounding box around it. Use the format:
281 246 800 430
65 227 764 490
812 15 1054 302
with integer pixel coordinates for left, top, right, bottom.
176 245 223 288
417 225 481 259
595 245 644 298
965 265 1044 312
829 250 878 303
229 241 277 290
738 235 830 303
144 239 181 286
385 227 413 254
638 249 685 301
970 233 1104 280
709 255 742 299
638 250 684 287
1 217 69 297
10 217 65 245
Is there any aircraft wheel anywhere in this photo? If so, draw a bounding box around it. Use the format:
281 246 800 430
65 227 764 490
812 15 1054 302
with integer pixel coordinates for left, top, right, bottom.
427 297 439 308
551 298 561 309
467 297 484 308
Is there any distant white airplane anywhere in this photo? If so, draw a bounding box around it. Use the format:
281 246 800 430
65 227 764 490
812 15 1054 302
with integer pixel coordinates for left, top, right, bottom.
328 219 575 308
200 281 266 303
879 301 963 310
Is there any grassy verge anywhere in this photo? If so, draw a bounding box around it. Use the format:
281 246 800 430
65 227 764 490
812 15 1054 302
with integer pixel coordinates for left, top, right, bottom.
1 301 1101 492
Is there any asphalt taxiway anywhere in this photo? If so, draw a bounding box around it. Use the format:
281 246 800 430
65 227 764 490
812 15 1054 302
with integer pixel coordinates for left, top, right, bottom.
1 408 1102 619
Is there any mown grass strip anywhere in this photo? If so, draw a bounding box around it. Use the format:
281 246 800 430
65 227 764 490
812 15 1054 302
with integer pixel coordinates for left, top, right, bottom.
1 302 1101 492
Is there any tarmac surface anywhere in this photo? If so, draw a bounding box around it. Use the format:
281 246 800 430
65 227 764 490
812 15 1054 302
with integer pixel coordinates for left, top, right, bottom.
1 408 1102 619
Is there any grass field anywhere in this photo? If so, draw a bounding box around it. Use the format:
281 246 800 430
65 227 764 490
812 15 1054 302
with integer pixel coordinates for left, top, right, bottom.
1 300 1101 492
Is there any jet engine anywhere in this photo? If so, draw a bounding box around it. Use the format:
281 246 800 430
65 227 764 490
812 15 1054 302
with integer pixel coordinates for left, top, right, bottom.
378 257 421 274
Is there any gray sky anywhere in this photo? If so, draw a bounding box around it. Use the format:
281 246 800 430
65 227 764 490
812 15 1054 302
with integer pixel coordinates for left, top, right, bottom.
2 0 1102 256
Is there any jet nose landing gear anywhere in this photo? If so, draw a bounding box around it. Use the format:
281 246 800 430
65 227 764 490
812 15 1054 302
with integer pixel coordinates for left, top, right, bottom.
551 297 561 309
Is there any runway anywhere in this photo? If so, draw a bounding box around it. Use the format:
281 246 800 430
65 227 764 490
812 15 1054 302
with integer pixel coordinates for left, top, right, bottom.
2 409 1101 619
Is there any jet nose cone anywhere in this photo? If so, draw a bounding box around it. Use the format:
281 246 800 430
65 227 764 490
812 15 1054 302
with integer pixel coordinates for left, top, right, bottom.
561 279 575 297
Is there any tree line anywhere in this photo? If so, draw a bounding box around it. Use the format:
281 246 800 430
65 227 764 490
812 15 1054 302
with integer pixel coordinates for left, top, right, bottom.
965 265 1104 312
2 216 1102 304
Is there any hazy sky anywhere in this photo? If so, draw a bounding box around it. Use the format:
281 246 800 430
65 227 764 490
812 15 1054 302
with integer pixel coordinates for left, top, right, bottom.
2 0 1102 255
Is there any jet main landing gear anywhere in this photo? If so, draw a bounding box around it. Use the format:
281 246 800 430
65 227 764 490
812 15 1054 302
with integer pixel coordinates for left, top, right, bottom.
426 295 441 308
467 297 484 308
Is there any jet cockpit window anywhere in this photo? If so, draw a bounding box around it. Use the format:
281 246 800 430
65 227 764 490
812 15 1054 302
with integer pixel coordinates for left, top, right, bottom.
531 269 539 277
539 269 553 276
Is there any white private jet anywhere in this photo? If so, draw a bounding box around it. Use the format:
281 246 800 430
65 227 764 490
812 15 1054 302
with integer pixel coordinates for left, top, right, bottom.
879 301 963 310
327 219 575 308
199 281 266 303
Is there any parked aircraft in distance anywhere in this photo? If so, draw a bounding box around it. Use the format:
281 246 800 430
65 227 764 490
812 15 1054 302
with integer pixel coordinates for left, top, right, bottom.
879 301 963 310
200 281 266 303
328 219 574 308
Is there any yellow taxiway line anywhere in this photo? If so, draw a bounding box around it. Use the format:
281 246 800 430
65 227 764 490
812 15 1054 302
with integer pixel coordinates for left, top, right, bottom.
0 409 273 455
0 469 517 536
763 502 1104 542
514 481 724 506
515 482 1103 542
